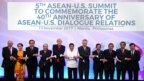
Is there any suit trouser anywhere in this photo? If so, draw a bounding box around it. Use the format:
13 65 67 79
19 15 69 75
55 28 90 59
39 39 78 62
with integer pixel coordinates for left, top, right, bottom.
117 69 126 80
68 68 77 80
104 66 115 80
27 64 37 80
40 66 50 81
123 66 132 80
53 64 64 81
133 70 139 80
79 62 89 81
93 66 103 80
128 70 139 80
4 63 15 81
116 65 126 80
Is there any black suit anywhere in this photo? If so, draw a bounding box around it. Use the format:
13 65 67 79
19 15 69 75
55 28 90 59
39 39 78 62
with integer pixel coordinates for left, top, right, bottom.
118 49 132 80
103 49 116 80
78 46 90 81
1 47 17 80
52 44 65 81
39 50 52 81
92 50 104 80
129 50 140 80
26 47 39 80
116 49 129 80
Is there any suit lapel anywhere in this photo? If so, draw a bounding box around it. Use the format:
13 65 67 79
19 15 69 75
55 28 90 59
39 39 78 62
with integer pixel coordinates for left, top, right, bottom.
7 47 11 55
82 46 88 54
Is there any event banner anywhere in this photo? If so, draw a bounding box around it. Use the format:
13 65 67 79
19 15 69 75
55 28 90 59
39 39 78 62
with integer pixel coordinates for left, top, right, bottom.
8 2 144 31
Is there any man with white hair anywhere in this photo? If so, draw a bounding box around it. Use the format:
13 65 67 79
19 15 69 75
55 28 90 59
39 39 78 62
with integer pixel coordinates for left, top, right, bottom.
52 38 65 81
1 40 17 81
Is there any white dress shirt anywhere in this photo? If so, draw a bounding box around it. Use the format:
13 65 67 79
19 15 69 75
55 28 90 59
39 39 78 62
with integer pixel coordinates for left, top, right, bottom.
66 48 78 68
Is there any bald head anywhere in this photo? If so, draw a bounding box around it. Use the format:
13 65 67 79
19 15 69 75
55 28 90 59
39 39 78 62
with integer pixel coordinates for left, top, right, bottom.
43 43 48 50
57 38 62 46
7 40 13 47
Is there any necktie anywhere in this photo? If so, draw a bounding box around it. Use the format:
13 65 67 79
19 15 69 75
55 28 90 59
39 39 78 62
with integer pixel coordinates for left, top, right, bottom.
109 50 112 55
58 46 61 50
131 51 134 55
44 51 47 54
9 47 12 55
122 49 124 54
97 50 100 54
84 47 86 51
31 47 33 51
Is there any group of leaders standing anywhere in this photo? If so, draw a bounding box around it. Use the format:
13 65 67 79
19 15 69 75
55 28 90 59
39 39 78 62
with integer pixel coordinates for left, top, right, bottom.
1 39 140 81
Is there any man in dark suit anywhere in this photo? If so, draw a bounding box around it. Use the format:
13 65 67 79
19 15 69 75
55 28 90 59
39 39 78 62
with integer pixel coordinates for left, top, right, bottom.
26 40 39 80
92 43 104 80
116 41 129 80
52 39 65 81
39 43 52 81
78 39 91 81
103 43 116 80
1 40 17 81
129 43 140 80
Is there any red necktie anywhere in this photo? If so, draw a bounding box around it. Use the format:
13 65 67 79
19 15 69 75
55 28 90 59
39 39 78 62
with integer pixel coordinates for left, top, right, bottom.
58 46 61 50
57 45 61 62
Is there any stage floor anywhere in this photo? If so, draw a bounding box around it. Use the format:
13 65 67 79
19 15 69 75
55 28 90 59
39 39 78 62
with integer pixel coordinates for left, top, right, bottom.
0 78 143 81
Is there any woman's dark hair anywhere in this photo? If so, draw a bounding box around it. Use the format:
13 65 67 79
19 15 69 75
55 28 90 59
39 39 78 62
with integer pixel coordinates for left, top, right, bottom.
69 43 74 47
17 43 23 47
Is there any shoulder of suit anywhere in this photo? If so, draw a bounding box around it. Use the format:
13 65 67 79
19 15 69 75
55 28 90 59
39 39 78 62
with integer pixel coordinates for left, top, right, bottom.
135 50 140 53
12 47 17 49
58 45 65 47
53 44 57 47
92 50 97 53
104 49 109 51
34 47 38 49
24 51 26 53
116 49 120 51
3 46 8 49
26 47 29 49
78 46 83 48
40 50 43 52
124 49 129 51
87 46 90 49
112 50 116 52
48 50 52 52
62 45 65 47
100 50 103 52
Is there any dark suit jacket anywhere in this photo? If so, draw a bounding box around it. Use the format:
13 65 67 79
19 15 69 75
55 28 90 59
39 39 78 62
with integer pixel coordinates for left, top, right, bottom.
92 50 104 69
25 47 39 66
52 44 65 66
116 49 129 69
1 47 18 68
78 46 91 67
130 50 140 71
103 49 116 70
39 50 52 68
